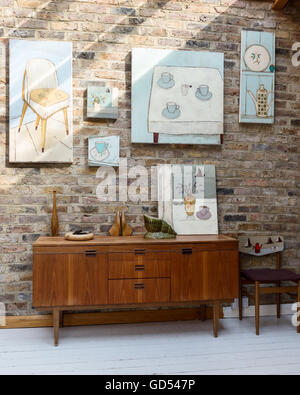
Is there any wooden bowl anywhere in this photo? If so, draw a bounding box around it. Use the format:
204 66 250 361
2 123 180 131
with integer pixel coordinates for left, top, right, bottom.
64 232 94 241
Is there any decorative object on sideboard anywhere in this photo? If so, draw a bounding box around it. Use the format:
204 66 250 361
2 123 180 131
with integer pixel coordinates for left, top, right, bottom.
64 230 94 241
87 84 118 120
88 135 120 167
9 39 73 163
109 206 133 237
143 214 177 240
132 48 224 145
158 164 219 235
51 190 59 237
239 235 284 256
239 30 275 124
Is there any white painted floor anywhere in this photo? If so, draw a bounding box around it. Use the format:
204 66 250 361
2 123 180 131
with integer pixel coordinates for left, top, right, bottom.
1 317 300 375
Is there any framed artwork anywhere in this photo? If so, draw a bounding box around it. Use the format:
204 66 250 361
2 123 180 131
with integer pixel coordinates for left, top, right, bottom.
132 48 224 145
239 30 275 124
88 135 120 167
158 164 218 235
87 84 118 120
9 39 73 163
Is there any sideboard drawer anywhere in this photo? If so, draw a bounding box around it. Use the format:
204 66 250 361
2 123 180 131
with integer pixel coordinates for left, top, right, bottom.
108 252 171 279
109 278 170 304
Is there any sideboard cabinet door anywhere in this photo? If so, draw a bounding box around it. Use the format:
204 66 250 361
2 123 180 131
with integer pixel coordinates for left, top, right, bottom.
200 250 239 300
171 250 204 302
171 249 239 302
33 253 108 307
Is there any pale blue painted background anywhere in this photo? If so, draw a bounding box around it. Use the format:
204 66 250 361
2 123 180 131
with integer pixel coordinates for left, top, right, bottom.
9 40 72 129
132 48 224 144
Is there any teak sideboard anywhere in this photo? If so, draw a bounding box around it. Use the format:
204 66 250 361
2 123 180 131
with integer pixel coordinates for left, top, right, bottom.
33 235 239 346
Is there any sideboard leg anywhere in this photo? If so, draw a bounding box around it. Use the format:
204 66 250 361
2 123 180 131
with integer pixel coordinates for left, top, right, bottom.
59 311 64 328
213 302 219 338
200 305 206 321
53 309 60 347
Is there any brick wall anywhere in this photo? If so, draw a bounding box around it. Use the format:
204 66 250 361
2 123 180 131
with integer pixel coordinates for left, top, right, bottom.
0 0 299 315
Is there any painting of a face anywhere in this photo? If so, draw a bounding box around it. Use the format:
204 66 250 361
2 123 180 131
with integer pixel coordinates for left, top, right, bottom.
240 31 275 125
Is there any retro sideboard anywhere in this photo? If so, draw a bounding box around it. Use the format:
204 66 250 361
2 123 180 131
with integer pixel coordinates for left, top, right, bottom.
33 235 239 346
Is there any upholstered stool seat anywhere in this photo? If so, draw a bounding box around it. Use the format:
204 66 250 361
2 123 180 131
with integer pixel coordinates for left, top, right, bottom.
242 269 300 283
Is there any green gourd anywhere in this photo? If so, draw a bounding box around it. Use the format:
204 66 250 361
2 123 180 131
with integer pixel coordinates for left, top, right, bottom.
143 215 177 240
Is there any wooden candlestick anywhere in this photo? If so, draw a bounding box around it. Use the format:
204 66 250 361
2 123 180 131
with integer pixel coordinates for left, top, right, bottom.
109 206 132 237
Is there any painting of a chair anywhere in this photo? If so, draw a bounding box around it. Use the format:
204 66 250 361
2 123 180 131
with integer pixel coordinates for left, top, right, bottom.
18 58 70 153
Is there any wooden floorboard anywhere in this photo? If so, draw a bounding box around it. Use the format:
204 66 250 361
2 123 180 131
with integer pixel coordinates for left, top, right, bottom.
0 317 299 374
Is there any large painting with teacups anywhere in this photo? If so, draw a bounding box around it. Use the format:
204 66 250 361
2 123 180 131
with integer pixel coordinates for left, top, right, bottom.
9 40 73 163
132 48 224 145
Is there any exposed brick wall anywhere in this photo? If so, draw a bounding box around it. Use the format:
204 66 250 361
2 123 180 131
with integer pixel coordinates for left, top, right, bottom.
0 0 299 315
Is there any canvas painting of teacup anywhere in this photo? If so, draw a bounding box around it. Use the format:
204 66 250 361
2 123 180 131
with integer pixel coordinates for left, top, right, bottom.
88 136 120 167
162 72 172 83
195 84 213 101
162 102 181 119
95 142 108 153
132 48 224 144
157 72 175 89
196 205 212 220
90 140 109 162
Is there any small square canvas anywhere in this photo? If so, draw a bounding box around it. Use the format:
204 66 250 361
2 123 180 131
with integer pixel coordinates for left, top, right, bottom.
158 164 218 235
88 136 120 167
87 85 118 119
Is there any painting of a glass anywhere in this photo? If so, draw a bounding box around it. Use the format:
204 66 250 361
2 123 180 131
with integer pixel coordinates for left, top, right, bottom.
158 165 219 235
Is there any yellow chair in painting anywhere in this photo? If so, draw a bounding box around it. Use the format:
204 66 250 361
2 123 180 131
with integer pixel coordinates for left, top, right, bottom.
18 58 70 153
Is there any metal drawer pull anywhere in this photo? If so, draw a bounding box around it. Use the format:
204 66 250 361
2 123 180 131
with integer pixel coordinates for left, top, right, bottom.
135 249 146 256
182 248 192 255
85 250 97 256
134 283 145 289
135 264 145 271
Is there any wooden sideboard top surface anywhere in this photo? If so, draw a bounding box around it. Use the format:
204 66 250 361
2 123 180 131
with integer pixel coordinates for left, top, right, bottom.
34 234 237 248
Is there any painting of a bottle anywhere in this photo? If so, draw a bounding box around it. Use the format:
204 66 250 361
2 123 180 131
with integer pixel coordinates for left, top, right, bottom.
247 84 274 118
